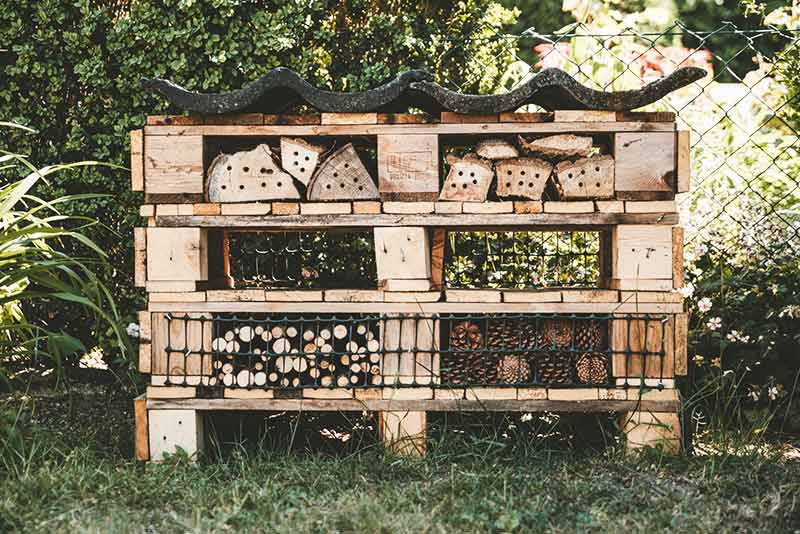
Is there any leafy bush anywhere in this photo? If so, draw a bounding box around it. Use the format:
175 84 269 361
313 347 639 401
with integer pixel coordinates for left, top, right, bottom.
0 0 519 361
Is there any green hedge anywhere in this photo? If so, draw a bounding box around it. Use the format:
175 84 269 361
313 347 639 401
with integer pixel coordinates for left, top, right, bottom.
0 0 518 359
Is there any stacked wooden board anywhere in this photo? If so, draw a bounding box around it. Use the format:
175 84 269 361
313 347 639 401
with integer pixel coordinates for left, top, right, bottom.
132 110 690 460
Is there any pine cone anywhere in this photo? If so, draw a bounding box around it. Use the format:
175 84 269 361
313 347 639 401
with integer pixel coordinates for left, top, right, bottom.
535 352 573 384
497 354 531 383
446 320 484 384
574 320 604 350
543 318 573 348
575 352 608 384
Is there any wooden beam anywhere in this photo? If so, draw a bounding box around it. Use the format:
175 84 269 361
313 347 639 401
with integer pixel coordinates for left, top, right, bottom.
134 394 149 461
130 129 144 192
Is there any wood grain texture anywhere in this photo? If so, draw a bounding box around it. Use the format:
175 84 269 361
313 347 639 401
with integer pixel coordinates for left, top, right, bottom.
130 129 144 191
614 132 675 192
377 134 439 200
554 110 616 122
320 112 377 125
148 409 204 461
672 226 685 289
495 158 552 200
554 155 614 199
207 144 299 202
144 135 204 194
306 143 378 201
146 227 208 281
439 154 494 202
429 228 446 290
374 227 431 280
611 225 673 280
674 312 688 375
677 130 691 193
134 227 147 287
134 395 149 461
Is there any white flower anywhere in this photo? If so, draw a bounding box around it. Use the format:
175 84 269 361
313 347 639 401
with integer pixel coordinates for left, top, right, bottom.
770 284 780 295
768 386 778 401
697 297 713 313
695 243 709 256
520 413 533 422
126 322 140 338
707 317 722 331
748 389 760 401
679 283 695 298
726 330 750 343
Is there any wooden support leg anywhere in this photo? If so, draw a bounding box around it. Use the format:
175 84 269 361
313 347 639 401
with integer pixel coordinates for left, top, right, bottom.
148 409 204 461
133 395 149 461
379 411 427 456
620 410 681 454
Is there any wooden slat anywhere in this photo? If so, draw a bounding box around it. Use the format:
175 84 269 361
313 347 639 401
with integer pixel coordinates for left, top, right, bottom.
429 228 446 291
193 203 221 216
146 115 203 125
445 290 502 303
377 113 435 124
156 212 680 229
561 289 619 303
676 130 691 193
133 395 149 461
144 122 675 137
272 202 300 215
147 397 681 412
544 201 595 213
262 114 321 125
143 135 204 195
146 228 208 281
220 203 271 215
139 342 152 373
441 112 498 123
134 227 146 287
674 313 688 375
146 386 197 399
615 111 675 122
139 205 155 217
462 202 513 214
382 201 435 214
264 290 323 301
672 226 685 289
625 201 677 213
595 200 624 213
514 201 543 214
498 112 552 122
352 201 382 214
324 289 385 302
321 113 377 125
299 202 352 215
554 110 616 122
204 113 264 125
130 129 144 191
148 292 206 303
502 290 562 303
381 279 433 292
374 227 430 280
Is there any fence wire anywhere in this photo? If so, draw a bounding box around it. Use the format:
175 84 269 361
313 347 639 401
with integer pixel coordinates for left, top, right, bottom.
444 21 800 261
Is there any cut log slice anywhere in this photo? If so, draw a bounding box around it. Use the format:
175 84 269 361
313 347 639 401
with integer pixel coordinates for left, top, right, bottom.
306 143 379 201
439 153 494 202
554 155 615 199
495 157 552 200
280 137 327 186
207 144 301 202
476 139 519 160
518 134 593 159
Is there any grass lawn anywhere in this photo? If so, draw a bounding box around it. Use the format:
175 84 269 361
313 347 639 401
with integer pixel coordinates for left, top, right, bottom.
1 387 799 533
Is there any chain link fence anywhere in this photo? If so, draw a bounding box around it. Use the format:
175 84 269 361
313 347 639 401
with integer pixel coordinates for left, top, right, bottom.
444 21 800 261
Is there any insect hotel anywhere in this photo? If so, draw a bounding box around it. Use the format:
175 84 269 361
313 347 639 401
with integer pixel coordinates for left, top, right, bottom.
131 66 703 460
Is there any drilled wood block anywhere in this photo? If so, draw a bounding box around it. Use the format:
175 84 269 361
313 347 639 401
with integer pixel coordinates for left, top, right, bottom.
462 202 514 214
495 158 552 200
146 228 207 281
280 137 326 186
144 135 204 195
554 155 614 199
439 154 493 202
207 144 299 202
374 227 430 280
148 409 204 461
307 143 378 201
299 202 352 215
220 203 271 215
614 132 675 193
544 201 595 213
382 201 435 214
378 134 439 201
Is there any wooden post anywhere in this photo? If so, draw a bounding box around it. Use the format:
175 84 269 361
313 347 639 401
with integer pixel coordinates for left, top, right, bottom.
148 409 204 461
134 394 149 461
379 411 426 456
619 410 681 454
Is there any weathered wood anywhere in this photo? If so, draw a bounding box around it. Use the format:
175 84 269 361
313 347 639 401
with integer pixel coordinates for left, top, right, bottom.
148 409 204 461
377 113 435 124
320 112 377 125
204 113 265 125
299 202 352 215
445 290 502 303
381 279 433 292
193 203 221 216
383 291 441 303
462 202 513 214
134 395 149 461
148 292 206 303
554 110 616 122
139 204 155 217
513 201 543 214
616 111 676 122
549 389 600 401
676 130 691 193
382 201 435 214
324 289 385 302
674 313 688 375
439 154 494 202
352 201 382 214
499 112 553 123
307 143 378 201
672 226 684 289
377 134 439 201
611 225 673 281
207 144 300 202
614 132 675 193
374 227 430 280
264 290 323 301
502 290 563 303
430 228 446 291
609 278 674 291
207 229 233 289
220 203 271 215
379 411 426 456
561 289 619 303
139 340 152 373
206 289 265 302
146 115 204 126
280 137 327 186
495 157 552 200
146 281 203 293
146 386 197 399
475 139 519 160
151 312 213 383
144 135 204 195
611 315 674 379
619 291 683 303
146 228 208 281
262 114 321 125
272 201 300 215
130 129 144 192
518 133 592 159
620 411 680 454
156 211 680 229
435 202 462 214
441 112 498 123
554 155 615 199
134 227 147 287
624 200 677 213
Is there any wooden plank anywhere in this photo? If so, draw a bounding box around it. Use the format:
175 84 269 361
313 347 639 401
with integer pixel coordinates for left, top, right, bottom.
352 201 382 214
499 112 552 123
514 201 543 214
192 203 220 216
377 113 435 124
627 388 679 402
462 202 513 214
155 212 680 229
616 111 675 122
377 134 439 201
610 279 674 291
145 122 675 137
612 315 675 379
620 411 680 454
321 112 377 125
611 225 672 280
502 290 562 303
561 289 619 303
672 226 684 289
517 387 548 400
429 228 446 291
299 202 352 215
130 129 144 191
544 201 595 213
262 114 321 125
384 292 440 303
220 203 271 215
382 201 435 214
148 409 204 461
148 292 206 303
465 387 517 400
676 130 691 193
146 115 203 126
354 388 383 400
625 201 677 213
616 378 675 388
204 113 264 125
134 227 147 287
379 411 426 456
324 289 385 302
146 228 208 281
146 386 197 399
595 200 624 213
151 312 212 383
134 395 149 461
674 312 688 375
144 135 204 195
435 202 462 214
374 227 431 280
224 389 274 399
148 397 680 412
177 204 194 216
264 290 323 301
548 388 599 401
139 342 152 373
272 202 300 215
138 310 152 342
445 290 502 303
614 132 675 193
148 301 683 314
206 289 265 302
382 388 434 400
554 110 616 122
139 205 155 217
620 291 683 303
303 388 355 399
441 112 498 123
156 204 179 216
381 279 432 292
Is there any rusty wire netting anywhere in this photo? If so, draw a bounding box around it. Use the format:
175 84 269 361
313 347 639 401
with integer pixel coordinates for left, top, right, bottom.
441 21 800 260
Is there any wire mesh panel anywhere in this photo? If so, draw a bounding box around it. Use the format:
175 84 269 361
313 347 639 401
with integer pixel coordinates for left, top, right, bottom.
227 231 377 289
154 313 671 389
445 231 601 289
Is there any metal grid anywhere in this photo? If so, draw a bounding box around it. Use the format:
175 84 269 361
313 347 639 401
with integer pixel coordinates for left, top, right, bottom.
227 231 377 289
157 313 670 389
445 231 601 289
